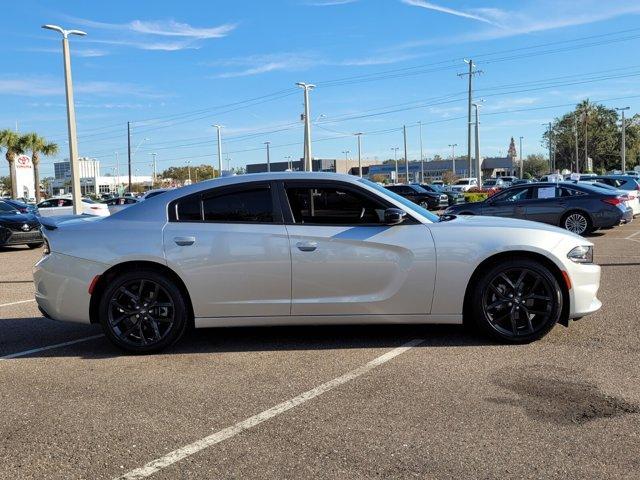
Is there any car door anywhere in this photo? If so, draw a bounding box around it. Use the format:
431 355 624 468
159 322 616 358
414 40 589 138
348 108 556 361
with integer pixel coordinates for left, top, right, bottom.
524 185 563 225
480 188 527 218
281 180 437 316
163 181 291 318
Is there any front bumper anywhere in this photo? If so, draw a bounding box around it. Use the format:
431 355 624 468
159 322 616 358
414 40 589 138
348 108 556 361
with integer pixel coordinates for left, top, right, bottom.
33 252 108 324
565 260 602 319
0 229 43 246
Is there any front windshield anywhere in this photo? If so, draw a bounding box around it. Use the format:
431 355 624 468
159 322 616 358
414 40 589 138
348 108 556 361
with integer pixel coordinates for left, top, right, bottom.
455 180 470 185
0 201 18 213
359 179 440 223
484 180 496 186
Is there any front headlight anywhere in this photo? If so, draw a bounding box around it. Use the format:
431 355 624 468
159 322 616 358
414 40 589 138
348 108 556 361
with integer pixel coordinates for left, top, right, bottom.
568 245 593 264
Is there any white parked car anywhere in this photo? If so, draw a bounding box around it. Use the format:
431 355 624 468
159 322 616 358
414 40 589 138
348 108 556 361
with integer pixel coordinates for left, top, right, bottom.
450 178 478 192
37 197 110 217
102 196 140 215
34 173 602 353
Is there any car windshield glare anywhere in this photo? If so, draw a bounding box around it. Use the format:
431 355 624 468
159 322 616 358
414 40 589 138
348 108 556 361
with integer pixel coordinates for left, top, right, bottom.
358 179 440 222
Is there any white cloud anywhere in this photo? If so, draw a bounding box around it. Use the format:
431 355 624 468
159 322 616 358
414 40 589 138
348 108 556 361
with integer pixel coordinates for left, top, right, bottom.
304 0 358 5
0 76 165 98
208 53 319 78
25 47 108 57
128 20 236 39
401 0 504 26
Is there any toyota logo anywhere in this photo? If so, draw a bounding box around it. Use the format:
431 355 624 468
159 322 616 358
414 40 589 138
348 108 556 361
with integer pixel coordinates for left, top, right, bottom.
21 224 30 232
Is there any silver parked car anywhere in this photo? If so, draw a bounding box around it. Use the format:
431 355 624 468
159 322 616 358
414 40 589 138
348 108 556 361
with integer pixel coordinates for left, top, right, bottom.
34 173 602 353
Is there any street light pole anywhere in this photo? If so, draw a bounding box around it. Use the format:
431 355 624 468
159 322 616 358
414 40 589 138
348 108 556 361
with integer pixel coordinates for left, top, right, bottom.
448 143 458 177
285 155 292 170
186 160 191 184
473 104 482 185
519 136 524 179
42 24 86 214
264 141 271 172
403 125 409 184
391 147 399 182
355 133 363 178
418 121 424 182
296 82 315 172
212 124 223 176
149 152 157 187
616 107 630 172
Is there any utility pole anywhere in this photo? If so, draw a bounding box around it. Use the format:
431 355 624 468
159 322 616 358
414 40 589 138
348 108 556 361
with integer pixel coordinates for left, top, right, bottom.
473 104 482 185
403 125 409 184
296 82 315 171
127 121 132 193
574 114 579 173
42 24 86 214
264 141 271 172
584 108 589 171
449 144 458 177
544 123 553 173
391 147 399 183
115 151 120 193
519 136 523 179
616 107 630 172
149 152 157 187
285 155 292 170
213 124 223 176
355 133 363 178
186 160 191 184
418 121 424 182
458 59 482 178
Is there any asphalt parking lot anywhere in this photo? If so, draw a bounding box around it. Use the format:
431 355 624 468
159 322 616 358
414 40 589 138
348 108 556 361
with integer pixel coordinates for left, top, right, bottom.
1 224 639 480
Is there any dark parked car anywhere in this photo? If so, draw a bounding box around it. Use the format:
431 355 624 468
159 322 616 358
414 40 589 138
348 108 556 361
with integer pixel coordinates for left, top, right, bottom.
2 198 39 216
0 200 43 248
444 182 632 235
385 184 449 210
415 183 464 206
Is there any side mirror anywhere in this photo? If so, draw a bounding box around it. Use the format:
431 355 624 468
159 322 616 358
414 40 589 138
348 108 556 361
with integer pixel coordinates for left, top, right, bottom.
384 208 406 225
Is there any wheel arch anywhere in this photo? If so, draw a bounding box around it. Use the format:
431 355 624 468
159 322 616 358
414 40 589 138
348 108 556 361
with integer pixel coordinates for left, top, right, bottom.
89 260 194 327
462 250 570 327
559 208 593 229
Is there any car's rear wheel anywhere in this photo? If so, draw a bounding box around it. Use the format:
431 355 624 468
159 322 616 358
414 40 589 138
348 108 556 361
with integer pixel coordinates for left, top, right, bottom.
98 270 188 353
562 211 591 235
470 259 563 343
27 242 43 249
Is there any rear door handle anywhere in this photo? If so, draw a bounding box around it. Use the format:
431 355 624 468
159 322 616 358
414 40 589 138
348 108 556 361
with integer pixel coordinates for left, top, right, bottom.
174 236 195 246
296 241 318 252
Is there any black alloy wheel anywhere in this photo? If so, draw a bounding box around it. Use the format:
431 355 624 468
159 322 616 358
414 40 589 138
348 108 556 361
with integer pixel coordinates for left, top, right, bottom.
470 259 563 343
99 270 188 353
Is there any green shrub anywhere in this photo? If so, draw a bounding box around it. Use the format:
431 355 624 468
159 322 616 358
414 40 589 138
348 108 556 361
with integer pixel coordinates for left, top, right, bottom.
464 192 488 203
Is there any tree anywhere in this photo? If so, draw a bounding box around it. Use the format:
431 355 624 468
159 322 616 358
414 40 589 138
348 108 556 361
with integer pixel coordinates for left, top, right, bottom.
432 154 443 162
0 129 24 198
544 100 640 172
0 176 11 196
20 132 58 202
522 154 548 178
160 165 218 185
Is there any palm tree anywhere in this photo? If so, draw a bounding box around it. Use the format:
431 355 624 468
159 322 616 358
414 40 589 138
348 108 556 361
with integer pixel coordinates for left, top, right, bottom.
20 132 58 202
0 129 24 199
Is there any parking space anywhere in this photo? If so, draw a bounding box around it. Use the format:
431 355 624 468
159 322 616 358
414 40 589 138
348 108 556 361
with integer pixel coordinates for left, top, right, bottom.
1 225 639 479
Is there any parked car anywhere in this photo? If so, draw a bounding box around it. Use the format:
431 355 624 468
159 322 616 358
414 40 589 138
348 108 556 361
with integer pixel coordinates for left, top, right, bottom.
431 180 445 187
2 198 39 216
102 196 141 215
416 184 464 206
450 177 479 192
444 182 632 235
37 196 110 217
35 172 602 353
588 175 640 217
386 184 448 210
512 179 535 185
482 178 506 190
499 176 519 187
577 181 639 217
0 200 43 248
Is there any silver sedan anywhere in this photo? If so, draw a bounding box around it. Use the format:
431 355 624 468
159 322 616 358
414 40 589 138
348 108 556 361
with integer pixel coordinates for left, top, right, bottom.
34 172 602 353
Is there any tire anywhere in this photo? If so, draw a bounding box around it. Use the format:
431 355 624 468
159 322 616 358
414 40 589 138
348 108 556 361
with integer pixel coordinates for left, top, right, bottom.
98 269 188 353
27 242 44 249
469 258 563 344
561 211 592 235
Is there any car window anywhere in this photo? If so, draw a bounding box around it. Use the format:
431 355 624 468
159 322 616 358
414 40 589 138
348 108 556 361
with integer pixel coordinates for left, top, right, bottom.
560 187 586 197
175 195 202 221
491 187 531 202
359 179 439 223
286 186 386 225
61 199 73 207
203 187 273 223
455 180 470 185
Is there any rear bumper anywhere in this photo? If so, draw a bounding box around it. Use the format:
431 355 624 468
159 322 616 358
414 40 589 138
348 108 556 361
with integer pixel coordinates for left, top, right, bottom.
33 252 108 324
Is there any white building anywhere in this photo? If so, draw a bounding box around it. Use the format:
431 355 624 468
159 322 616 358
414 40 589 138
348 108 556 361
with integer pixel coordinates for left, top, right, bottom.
50 158 153 196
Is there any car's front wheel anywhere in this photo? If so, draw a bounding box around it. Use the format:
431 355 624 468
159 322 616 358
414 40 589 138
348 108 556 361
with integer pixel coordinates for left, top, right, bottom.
469 259 563 343
98 269 188 353
562 211 591 235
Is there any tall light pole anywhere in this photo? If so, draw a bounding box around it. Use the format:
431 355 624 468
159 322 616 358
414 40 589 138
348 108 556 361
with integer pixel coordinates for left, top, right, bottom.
519 136 524 179
355 133 363 178
42 24 86 214
391 147 399 182
473 103 482 185
543 123 553 173
264 141 271 172
149 152 157 187
296 82 315 171
285 155 292 170
458 59 482 178
115 151 120 193
185 160 192 184
448 143 458 177
616 107 630 173
212 124 223 176
403 125 409 184
574 114 580 173
418 121 424 182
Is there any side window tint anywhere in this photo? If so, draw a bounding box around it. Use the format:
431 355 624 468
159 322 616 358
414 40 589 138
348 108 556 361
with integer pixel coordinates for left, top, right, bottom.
176 195 202 221
202 188 273 223
286 186 386 225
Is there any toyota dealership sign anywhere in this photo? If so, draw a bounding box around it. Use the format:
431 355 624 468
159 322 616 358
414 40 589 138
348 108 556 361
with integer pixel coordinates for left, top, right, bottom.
14 154 34 200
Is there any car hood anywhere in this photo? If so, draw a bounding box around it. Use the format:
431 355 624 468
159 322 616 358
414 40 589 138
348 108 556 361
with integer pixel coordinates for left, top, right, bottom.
0 212 39 223
447 214 586 240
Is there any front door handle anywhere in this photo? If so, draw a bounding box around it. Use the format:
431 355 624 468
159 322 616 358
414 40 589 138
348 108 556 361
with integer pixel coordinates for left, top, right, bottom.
174 236 195 246
296 241 318 252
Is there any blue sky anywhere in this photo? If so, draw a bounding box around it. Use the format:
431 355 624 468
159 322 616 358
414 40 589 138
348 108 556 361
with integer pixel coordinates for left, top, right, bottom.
2 0 640 177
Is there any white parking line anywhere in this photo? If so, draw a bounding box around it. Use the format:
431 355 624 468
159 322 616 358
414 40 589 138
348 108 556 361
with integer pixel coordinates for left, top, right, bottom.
116 338 425 480
0 299 36 308
0 334 105 360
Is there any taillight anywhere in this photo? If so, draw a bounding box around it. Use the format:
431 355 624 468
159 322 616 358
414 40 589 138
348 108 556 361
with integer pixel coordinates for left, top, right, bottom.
602 197 622 206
